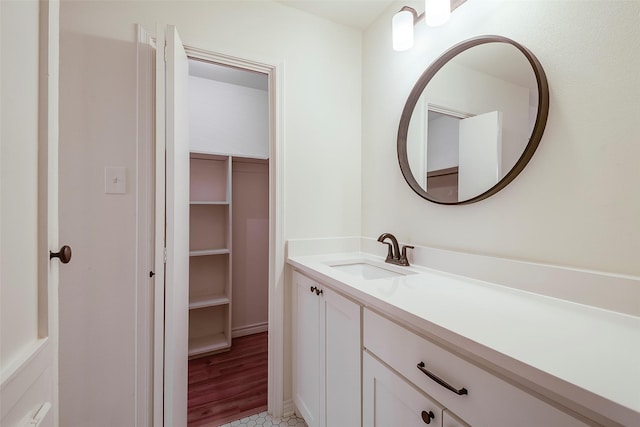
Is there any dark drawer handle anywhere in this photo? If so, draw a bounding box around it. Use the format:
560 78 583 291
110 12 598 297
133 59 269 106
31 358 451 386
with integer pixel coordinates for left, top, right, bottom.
310 286 323 296
417 361 468 396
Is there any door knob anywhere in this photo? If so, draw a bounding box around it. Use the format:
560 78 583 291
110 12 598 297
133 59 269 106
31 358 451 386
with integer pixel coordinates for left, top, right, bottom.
50 245 72 264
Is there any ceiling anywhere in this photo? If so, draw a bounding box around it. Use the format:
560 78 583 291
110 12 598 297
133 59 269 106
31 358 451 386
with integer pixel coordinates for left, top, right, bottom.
188 1 397 89
277 0 396 29
452 43 536 89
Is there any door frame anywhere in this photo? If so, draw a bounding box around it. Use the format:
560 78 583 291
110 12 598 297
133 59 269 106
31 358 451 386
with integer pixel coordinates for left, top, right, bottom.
182 46 285 418
136 38 285 423
135 25 156 427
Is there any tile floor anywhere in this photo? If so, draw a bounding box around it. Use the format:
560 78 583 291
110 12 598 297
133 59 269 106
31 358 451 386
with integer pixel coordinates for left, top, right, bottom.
219 411 307 427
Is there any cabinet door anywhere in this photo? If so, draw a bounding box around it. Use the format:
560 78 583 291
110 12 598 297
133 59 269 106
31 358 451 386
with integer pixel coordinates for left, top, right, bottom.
443 410 470 427
323 288 361 427
364 352 444 427
293 272 321 427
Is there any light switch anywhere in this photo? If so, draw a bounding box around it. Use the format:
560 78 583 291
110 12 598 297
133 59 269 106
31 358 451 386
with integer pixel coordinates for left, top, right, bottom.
105 166 126 194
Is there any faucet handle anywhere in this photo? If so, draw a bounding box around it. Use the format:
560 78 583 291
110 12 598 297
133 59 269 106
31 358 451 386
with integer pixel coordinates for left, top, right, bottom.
400 245 414 265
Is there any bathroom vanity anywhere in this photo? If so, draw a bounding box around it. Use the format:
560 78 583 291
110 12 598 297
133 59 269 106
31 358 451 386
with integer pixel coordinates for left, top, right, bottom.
288 241 639 427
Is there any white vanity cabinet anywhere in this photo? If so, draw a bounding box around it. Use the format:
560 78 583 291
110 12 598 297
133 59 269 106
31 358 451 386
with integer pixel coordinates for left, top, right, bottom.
364 309 588 427
292 270 362 427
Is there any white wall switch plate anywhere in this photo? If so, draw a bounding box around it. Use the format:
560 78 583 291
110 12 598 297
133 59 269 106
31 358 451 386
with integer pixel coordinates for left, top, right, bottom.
105 166 126 194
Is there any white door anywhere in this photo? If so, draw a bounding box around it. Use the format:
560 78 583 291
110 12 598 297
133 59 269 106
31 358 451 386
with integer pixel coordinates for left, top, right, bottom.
293 272 320 427
363 352 443 427
458 110 502 200
1 1 60 426
155 24 190 426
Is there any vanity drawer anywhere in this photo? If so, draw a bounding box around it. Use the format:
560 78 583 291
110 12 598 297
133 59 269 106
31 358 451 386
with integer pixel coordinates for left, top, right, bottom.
363 309 587 427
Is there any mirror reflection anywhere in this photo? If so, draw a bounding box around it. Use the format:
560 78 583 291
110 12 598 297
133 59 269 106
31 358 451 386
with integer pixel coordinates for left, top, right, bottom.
403 39 544 204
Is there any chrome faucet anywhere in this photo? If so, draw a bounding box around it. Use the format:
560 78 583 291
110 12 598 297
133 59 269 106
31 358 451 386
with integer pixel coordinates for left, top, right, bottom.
377 233 414 266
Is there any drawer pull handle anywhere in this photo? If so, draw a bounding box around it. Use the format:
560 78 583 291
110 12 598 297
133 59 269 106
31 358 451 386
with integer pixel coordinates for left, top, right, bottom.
417 361 468 396
421 410 434 424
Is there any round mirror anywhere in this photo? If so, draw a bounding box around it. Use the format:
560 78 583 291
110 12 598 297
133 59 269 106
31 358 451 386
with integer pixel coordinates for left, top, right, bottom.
398 35 549 205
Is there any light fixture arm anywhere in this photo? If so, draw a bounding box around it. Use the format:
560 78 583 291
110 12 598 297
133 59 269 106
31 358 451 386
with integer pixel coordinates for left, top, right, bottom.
392 1 467 51
398 6 425 25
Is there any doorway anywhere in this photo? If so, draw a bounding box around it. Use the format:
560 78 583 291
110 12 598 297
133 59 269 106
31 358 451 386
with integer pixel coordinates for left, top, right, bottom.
138 26 284 427
185 56 271 426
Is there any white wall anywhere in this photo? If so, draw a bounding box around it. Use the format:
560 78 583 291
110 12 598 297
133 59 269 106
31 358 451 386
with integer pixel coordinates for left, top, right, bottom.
232 160 269 334
189 76 269 158
59 1 361 424
427 113 459 171
362 0 640 276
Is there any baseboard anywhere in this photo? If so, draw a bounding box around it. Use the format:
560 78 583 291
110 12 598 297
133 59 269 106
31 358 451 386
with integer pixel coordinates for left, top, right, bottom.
232 322 268 338
282 399 295 418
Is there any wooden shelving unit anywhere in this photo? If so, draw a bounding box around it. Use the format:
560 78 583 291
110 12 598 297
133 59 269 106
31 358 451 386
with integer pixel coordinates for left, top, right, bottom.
188 153 232 356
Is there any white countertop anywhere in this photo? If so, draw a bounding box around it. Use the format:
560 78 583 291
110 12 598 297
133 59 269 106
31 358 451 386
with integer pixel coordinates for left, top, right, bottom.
288 252 640 427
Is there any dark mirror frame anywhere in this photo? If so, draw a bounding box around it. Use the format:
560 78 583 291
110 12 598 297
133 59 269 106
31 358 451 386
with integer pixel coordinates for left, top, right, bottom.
397 35 550 205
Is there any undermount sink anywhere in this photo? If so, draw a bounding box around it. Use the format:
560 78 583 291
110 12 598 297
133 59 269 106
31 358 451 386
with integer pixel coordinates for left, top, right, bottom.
329 261 413 280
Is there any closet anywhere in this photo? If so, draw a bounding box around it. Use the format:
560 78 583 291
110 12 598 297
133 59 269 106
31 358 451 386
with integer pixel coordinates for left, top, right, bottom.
188 154 232 354
187 59 269 356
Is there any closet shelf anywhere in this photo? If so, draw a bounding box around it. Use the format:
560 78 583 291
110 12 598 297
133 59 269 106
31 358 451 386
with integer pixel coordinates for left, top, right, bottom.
189 294 230 309
189 249 230 257
188 332 229 357
190 200 229 205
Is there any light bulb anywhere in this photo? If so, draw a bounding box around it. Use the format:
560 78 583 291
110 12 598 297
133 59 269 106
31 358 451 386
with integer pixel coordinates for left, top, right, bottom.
425 0 450 27
392 10 414 51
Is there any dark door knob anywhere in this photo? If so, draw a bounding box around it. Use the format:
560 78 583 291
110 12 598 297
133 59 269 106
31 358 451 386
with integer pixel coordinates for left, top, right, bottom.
50 245 72 264
421 410 434 424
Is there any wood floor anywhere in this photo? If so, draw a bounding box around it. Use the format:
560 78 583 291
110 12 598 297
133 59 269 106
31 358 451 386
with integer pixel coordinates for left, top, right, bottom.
188 332 268 427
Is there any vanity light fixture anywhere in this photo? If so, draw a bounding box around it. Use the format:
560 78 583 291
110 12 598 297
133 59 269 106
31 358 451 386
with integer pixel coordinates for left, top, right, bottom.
392 0 457 51
392 7 420 51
